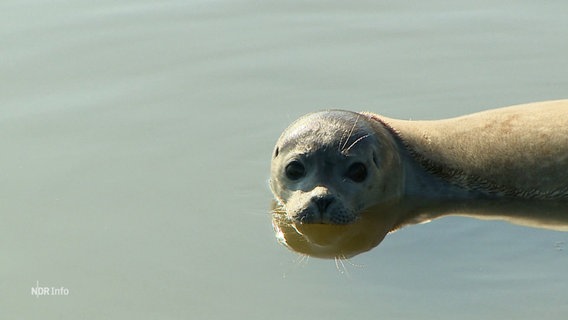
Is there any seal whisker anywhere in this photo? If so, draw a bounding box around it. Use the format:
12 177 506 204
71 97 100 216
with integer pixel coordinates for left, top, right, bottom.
334 256 342 273
296 254 309 265
343 133 371 154
341 255 365 268
334 255 351 277
341 114 360 152
282 254 310 279
272 206 286 214
338 124 350 152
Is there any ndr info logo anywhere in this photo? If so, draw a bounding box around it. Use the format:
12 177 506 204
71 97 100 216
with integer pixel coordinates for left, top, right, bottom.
31 281 70 297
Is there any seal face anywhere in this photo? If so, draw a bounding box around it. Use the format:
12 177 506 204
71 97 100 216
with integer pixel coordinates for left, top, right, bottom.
270 110 403 225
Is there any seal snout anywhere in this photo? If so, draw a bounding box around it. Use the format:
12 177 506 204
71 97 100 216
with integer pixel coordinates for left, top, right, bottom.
312 194 334 213
292 188 356 225
296 189 338 224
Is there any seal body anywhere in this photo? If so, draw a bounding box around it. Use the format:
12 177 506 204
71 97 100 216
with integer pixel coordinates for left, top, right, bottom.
373 99 568 200
270 100 568 225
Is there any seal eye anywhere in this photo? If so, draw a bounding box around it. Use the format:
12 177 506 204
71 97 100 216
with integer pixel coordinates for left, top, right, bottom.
346 162 367 182
285 160 305 181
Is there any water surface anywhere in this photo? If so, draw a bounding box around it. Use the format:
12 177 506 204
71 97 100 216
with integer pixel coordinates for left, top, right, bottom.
2 1 567 319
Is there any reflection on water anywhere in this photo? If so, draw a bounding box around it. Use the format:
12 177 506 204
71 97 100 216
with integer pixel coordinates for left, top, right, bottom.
272 201 395 259
272 198 568 259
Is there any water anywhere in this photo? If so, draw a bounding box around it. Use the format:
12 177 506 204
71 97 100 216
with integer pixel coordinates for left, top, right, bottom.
2 1 567 319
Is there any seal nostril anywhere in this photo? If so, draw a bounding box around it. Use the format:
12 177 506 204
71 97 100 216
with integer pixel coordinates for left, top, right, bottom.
312 195 334 213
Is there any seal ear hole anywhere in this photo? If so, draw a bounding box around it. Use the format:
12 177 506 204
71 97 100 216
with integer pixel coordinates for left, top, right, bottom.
273 147 279 158
285 160 305 181
373 152 380 168
346 162 367 183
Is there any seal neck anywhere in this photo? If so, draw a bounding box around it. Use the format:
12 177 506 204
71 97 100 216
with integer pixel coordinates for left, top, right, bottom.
365 113 491 202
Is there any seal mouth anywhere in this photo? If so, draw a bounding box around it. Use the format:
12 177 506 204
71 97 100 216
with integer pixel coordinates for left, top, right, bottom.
296 212 357 225
288 196 358 225
274 204 358 227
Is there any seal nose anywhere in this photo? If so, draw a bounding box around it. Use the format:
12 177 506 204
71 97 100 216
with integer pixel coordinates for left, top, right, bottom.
312 195 334 213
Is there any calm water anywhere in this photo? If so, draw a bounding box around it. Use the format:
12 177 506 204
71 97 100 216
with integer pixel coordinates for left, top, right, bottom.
2 1 567 319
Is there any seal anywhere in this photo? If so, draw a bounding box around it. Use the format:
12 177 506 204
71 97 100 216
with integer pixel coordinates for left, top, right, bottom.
270 100 568 227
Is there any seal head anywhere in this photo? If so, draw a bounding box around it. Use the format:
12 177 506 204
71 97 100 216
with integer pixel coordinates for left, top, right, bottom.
270 110 403 225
